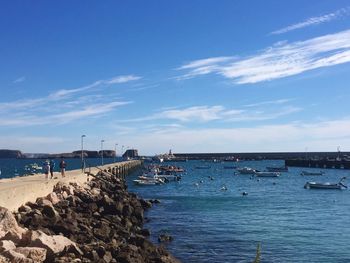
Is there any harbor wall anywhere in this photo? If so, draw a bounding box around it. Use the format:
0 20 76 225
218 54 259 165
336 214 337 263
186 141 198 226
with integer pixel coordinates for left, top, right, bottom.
0 160 142 211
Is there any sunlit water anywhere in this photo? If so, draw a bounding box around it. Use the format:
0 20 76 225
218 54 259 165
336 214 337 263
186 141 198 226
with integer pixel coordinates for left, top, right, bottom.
127 160 350 263
0 158 119 179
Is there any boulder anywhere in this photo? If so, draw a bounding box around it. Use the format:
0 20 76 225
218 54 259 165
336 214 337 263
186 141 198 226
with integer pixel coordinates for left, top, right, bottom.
18 205 31 213
42 205 58 218
36 197 52 207
0 207 26 243
26 230 78 259
1 249 33 263
14 247 47 262
46 192 60 205
0 240 16 253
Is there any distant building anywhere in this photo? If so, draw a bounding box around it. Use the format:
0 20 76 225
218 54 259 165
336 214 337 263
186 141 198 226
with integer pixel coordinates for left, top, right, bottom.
122 149 138 159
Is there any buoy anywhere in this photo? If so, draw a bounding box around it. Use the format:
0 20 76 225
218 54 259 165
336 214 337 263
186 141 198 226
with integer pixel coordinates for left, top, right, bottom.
242 192 248 196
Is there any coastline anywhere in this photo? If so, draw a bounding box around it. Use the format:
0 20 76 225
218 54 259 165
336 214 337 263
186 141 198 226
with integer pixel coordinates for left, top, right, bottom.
0 163 180 262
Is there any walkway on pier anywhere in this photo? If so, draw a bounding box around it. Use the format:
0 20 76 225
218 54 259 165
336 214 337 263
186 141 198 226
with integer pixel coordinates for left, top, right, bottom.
0 160 141 211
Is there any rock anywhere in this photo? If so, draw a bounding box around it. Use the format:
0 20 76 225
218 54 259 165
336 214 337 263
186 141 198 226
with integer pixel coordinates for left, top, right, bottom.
0 255 9 263
36 197 52 207
27 230 78 259
0 207 24 239
158 234 173 243
139 229 151 237
46 192 60 205
1 249 32 263
42 205 58 218
0 240 16 252
14 247 47 262
18 205 31 213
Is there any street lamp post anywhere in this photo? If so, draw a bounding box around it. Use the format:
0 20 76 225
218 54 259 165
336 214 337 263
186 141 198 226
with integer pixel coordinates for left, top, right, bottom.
122 145 125 159
114 143 118 163
101 140 105 165
81 135 86 171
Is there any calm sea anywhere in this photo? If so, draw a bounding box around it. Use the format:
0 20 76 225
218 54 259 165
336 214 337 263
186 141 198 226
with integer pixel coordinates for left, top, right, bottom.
0 157 119 179
127 160 350 263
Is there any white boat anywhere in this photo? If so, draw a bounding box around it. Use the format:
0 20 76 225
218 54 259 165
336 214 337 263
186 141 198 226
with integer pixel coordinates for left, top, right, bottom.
255 171 280 177
304 177 347 190
301 171 324 176
236 167 256 175
133 178 165 185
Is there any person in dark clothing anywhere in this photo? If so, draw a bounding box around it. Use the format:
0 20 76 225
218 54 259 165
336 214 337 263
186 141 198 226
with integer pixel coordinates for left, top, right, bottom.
59 158 67 177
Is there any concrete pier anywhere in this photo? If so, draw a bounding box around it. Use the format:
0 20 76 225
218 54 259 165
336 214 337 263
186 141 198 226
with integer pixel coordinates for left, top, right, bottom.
0 160 142 211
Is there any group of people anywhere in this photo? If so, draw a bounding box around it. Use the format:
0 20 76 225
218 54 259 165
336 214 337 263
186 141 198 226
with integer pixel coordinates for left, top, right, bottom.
42 158 67 179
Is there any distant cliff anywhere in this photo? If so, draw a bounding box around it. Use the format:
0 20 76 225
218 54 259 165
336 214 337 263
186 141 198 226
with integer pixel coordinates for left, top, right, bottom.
0 149 23 158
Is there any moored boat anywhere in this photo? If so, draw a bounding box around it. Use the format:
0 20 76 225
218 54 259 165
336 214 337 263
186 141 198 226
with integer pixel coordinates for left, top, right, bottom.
300 170 325 176
255 171 280 177
304 177 347 190
236 167 256 174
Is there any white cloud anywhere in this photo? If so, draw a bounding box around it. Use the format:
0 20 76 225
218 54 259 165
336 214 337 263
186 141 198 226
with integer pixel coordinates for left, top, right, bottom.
13 76 25 83
244 98 294 107
105 75 141 84
177 29 350 84
271 7 350 35
121 104 301 123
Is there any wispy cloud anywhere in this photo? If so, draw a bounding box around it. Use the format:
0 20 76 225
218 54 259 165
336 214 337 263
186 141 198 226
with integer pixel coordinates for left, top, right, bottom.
0 74 138 127
271 7 350 35
122 104 301 123
176 29 350 84
105 75 141 84
13 76 26 83
244 98 293 107
49 74 141 100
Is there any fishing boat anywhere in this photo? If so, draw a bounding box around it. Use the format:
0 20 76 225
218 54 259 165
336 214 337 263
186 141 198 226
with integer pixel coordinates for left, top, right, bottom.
304 177 347 190
255 171 280 177
266 166 288 172
236 167 256 175
300 170 325 176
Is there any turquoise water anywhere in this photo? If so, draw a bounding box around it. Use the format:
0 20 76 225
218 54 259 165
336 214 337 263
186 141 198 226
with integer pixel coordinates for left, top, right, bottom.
0 158 119 178
127 160 350 263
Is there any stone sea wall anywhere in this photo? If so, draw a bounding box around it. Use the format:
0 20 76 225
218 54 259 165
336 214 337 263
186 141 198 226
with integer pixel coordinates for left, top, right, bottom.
0 170 180 262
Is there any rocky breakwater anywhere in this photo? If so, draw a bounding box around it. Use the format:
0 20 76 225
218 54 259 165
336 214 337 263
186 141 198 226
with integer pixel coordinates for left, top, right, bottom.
0 171 180 262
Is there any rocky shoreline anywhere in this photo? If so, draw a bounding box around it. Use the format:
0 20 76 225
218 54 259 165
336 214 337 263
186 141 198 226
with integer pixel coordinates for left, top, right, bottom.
0 170 180 262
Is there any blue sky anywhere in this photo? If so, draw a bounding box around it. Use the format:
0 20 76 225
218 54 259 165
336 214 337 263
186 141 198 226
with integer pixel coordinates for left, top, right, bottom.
1 0 350 155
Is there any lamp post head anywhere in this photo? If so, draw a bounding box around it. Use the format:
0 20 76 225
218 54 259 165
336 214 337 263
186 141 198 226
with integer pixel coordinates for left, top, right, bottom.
81 135 86 138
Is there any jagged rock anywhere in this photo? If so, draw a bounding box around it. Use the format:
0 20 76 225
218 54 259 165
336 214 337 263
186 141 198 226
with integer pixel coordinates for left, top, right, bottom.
14 247 47 262
27 230 78 259
46 192 60 205
0 255 9 262
0 240 16 253
1 249 33 263
158 234 173 243
42 205 59 218
36 197 52 207
18 205 31 213
0 207 25 239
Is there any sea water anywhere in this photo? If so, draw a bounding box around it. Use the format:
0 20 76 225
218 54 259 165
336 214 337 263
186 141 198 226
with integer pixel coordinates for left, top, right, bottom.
0 158 119 179
127 160 350 263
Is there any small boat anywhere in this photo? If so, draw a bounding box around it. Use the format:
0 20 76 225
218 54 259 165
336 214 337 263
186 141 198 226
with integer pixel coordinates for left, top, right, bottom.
255 171 280 177
133 178 164 185
236 167 256 175
266 166 288 172
301 171 325 176
304 177 347 190
195 166 211 169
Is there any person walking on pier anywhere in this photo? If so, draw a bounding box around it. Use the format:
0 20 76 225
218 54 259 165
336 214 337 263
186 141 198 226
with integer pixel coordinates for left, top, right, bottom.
59 158 67 178
49 159 55 179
